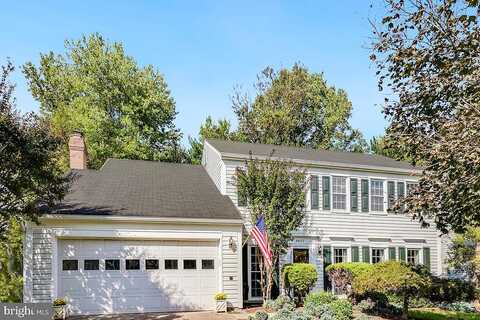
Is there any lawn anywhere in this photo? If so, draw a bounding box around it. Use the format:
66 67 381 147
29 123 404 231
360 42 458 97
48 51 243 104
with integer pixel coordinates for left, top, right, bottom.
408 308 480 320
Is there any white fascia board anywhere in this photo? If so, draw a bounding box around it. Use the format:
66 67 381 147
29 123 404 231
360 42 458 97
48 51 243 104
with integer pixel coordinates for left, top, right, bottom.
40 214 244 225
221 153 422 176
50 228 224 240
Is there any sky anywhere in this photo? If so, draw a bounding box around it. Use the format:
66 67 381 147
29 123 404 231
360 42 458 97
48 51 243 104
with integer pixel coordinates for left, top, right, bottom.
1 1 388 146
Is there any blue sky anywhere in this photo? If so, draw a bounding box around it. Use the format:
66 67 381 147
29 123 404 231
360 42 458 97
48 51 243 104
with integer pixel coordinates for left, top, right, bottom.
1 1 387 145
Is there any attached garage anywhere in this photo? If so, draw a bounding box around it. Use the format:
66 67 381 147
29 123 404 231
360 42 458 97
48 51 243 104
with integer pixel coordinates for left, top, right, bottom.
23 159 244 315
59 239 219 314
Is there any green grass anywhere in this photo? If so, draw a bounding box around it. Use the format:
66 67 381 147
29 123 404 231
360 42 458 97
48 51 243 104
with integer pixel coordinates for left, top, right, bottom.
409 308 480 320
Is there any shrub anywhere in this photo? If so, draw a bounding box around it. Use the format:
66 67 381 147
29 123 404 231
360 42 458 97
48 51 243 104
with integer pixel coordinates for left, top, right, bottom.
283 263 318 303
357 299 375 313
214 292 227 300
442 301 477 313
53 298 66 306
273 294 295 311
304 291 337 308
263 299 275 311
252 311 269 320
386 293 434 309
326 263 374 296
428 277 477 303
329 299 353 320
304 303 333 319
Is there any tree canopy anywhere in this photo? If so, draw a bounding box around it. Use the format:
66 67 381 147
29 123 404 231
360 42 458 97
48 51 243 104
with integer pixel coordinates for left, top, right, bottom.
23 33 183 169
371 0 480 233
0 61 70 236
233 64 367 152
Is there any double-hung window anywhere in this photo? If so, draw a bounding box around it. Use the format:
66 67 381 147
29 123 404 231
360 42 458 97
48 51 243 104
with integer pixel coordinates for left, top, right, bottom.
332 176 347 210
371 248 385 264
333 248 348 264
407 249 420 265
370 180 384 212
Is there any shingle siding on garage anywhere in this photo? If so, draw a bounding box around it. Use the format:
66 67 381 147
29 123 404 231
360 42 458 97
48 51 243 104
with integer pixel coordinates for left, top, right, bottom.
29 229 53 303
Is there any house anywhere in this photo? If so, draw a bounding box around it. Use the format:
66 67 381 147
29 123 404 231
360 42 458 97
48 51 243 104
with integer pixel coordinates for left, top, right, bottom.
23 133 448 315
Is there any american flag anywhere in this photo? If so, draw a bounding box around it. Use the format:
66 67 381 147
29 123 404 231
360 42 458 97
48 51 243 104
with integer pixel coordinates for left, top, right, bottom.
251 215 273 267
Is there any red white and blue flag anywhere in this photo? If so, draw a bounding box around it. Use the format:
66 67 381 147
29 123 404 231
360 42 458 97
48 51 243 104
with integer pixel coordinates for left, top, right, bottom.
251 215 273 267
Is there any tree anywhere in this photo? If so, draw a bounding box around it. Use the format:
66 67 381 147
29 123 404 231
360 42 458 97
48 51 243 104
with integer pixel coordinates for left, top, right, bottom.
371 0 480 233
235 155 307 300
354 261 431 319
0 218 23 302
0 61 70 235
23 33 182 169
448 227 480 285
187 116 242 164
233 64 366 151
369 136 410 162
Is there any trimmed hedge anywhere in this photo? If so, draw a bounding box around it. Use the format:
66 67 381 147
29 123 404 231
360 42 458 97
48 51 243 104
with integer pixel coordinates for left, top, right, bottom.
282 263 318 302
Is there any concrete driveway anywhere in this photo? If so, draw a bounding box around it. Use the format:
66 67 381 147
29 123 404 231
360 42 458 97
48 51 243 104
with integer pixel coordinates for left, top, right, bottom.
70 310 250 320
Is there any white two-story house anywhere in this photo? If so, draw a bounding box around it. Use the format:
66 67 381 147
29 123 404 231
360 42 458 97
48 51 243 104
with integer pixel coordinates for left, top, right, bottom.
23 134 447 315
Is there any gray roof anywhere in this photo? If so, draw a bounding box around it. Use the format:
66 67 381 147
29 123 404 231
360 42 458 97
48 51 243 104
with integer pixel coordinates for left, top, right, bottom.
206 139 418 172
52 159 242 220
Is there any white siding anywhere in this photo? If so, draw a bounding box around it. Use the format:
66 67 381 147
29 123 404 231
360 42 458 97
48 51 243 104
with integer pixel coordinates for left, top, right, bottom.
202 141 225 194
24 219 243 309
224 159 446 292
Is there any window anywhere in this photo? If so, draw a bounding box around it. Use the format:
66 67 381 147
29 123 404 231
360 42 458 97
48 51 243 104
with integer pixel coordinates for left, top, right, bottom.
183 259 197 270
62 260 78 271
371 180 384 211
293 248 309 263
202 259 215 270
407 182 418 195
84 259 99 270
125 259 140 270
333 248 348 264
145 259 159 270
165 259 178 270
105 259 120 271
407 249 420 265
371 249 385 264
250 247 262 298
332 176 347 210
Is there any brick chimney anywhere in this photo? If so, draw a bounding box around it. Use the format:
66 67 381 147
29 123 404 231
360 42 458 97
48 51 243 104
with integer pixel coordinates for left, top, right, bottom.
68 132 87 170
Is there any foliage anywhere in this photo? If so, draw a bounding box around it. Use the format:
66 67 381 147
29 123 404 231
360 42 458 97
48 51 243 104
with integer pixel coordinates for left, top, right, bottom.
0 61 70 237
250 311 269 320
282 263 318 303
23 33 183 169
326 263 375 296
0 219 23 302
386 294 434 309
304 291 338 308
232 63 367 152
53 298 67 306
236 156 307 299
329 299 353 320
371 0 480 233
448 227 480 285
368 136 410 162
304 302 334 319
187 116 242 164
353 261 431 319
273 295 295 311
441 302 477 313
269 308 312 320
408 308 480 320
427 276 477 303
214 292 227 300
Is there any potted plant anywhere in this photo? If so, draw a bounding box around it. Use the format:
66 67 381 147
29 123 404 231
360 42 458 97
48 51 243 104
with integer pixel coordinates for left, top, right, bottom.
52 298 67 320
214 292 227 313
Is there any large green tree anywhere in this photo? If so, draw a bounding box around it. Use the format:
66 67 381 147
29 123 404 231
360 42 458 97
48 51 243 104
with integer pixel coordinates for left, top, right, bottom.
233 64 367 152
236 156 307 300
371 0 480 233
23 33 183 169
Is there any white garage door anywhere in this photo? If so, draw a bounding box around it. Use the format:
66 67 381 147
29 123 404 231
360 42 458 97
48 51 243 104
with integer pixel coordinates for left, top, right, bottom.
59 239 219 315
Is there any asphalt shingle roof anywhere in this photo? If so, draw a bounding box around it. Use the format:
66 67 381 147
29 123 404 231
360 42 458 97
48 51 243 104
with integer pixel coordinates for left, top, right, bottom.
52 159 242 220
206 139 418 172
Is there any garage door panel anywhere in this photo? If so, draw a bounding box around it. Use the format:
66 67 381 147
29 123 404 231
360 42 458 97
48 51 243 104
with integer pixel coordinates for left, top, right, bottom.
59 239 219 315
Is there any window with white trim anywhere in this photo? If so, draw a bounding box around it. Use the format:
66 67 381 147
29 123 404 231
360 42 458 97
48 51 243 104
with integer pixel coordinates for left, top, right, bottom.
371 248 385 264
333 248 348 264
371 180 384 211
332 176 347 210
407 249 420 265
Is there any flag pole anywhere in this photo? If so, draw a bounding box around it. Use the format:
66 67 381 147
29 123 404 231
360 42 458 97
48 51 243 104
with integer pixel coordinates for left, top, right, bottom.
242 232 251 247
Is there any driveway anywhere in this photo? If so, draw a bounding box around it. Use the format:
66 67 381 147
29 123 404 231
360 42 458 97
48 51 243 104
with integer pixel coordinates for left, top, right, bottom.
70 310 250 320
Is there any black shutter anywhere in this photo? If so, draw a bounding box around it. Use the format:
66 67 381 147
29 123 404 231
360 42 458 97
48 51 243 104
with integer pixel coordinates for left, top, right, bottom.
397 182 405 212
389 247 396 260
423 247 431 271
387 181 395 211
399 247 406 262
361 179 369 212
310 175 319 209
350 178 358 212
322 176 330 210
323 246 332 265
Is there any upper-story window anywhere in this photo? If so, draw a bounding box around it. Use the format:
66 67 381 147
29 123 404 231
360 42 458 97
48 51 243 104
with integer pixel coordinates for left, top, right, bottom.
370 180 384 212
332 176 347 210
